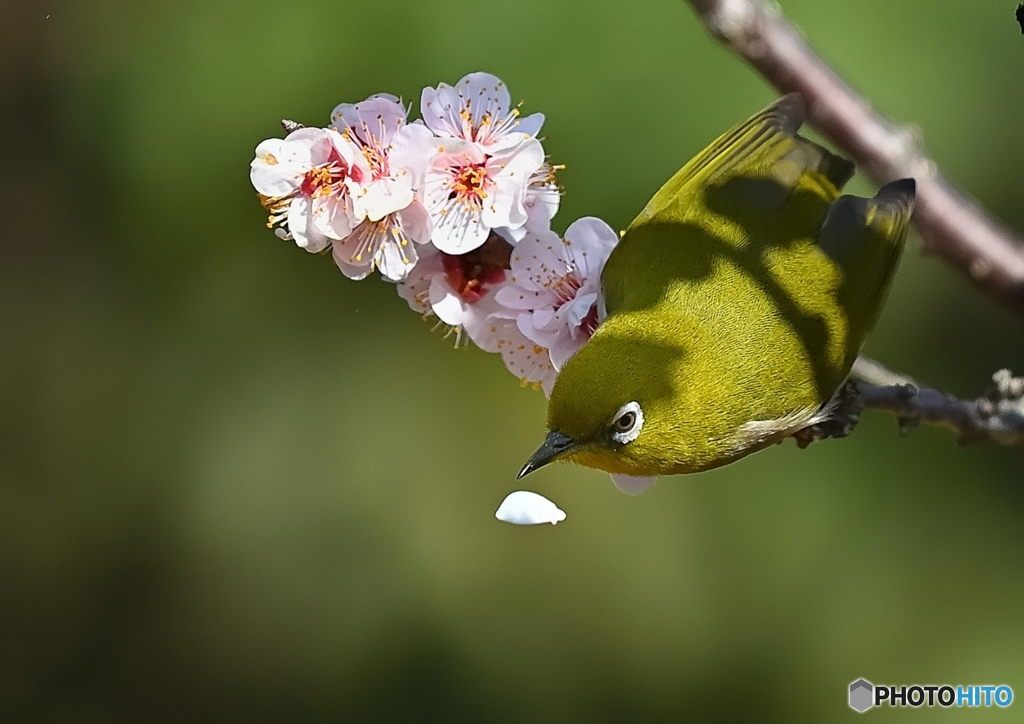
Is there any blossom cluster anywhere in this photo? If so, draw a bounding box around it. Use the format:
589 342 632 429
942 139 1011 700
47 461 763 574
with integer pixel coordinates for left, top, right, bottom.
250 72 617 394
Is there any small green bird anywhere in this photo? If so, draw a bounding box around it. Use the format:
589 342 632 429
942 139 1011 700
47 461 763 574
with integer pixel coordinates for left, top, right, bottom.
519 94 915 492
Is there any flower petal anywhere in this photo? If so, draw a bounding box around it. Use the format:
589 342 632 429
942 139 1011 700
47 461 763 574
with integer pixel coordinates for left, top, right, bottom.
420 81 465 139
389 123 435 191
376 228 418 281
330 95 407 148
250 129 326 196
495 490 566 525
458 72 512 129
326 129 372 188
563 216 619 277
493 285 546 311
430 284 468 327
459 293 507 352
424 140 492 254
358 178 415 222
331 234 374 280
395 246 443 313
488 216 618 383
610 474 658 495
429 208 490 255
313 193 356 240
396 200 432 245
420 73 540 153
515 112 545 138
509 229 570 290
491 137 545 183
546 328 588 370
287 197 330 252
494 321 556 391
522 167 561 232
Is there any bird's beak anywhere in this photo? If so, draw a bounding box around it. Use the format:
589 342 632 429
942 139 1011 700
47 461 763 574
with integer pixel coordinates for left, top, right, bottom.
518 430 579 479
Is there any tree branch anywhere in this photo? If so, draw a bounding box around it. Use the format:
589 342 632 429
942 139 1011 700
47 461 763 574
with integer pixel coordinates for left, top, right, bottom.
795 366 1024 447
684 0 1024 318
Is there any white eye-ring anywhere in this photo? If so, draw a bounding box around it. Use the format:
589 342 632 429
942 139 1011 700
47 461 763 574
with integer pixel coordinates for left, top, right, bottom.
610 401 644 444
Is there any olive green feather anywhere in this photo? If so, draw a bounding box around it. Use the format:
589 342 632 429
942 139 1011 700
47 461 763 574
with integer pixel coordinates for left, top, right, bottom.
542 94 915 478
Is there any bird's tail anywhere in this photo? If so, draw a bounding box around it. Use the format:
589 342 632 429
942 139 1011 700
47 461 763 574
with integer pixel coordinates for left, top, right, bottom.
817 178 917 363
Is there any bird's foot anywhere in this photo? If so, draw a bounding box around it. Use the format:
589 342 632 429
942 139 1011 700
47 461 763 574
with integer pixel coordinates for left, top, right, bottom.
791 379 866 448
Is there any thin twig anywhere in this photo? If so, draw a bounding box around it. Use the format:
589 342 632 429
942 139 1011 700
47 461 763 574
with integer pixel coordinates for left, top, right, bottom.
795 368 1024 447
684 0 1024 317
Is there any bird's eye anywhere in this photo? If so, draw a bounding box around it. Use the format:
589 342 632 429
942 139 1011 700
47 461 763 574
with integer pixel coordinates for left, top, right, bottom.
610 401 644 444
614 412 636 432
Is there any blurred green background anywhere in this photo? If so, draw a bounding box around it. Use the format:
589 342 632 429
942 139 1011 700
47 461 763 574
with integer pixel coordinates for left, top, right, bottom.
2 0 1024 720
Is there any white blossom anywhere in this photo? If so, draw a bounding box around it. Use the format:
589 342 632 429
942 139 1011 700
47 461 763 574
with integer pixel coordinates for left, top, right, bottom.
333 203 431 281
423 137 544 255
420 72 544 153
251 128 371 252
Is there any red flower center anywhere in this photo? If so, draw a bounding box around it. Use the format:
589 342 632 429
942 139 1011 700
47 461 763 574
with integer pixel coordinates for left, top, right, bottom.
299 146 362 197
441 233 513 304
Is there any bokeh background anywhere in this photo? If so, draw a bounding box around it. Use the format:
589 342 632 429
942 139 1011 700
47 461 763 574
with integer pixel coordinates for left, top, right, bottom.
3 0 1024 720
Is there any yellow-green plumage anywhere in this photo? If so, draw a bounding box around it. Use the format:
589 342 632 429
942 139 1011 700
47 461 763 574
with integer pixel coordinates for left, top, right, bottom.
531 94 915 479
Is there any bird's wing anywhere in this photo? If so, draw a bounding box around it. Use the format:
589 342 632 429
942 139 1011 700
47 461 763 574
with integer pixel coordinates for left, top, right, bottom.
603 94 854 314
627 94 854 230
817 178 916 363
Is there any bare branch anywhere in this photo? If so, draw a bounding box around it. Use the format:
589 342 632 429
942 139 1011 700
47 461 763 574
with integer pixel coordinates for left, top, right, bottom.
795 369 1024 447
684 0 1024 317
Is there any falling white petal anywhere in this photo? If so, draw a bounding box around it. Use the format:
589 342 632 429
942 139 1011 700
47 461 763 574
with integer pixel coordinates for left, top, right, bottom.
610 474 658 495
494 491 566 525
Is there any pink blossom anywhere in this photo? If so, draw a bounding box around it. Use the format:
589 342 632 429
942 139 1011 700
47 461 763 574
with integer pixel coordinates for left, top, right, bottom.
494 217 618 371
326 95 435 280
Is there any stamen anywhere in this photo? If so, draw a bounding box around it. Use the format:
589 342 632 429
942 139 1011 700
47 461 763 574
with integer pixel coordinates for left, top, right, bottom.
449 163 491 209
259 194 291 230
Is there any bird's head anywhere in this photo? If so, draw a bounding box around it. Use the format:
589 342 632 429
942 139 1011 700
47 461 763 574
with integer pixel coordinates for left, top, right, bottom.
518 319 691 479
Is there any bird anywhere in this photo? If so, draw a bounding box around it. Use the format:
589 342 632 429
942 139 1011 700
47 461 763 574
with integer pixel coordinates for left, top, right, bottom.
518 94 915 490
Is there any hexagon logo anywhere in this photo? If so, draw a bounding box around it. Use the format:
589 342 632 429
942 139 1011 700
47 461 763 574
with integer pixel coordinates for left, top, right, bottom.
849 679 874 713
